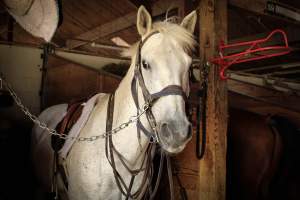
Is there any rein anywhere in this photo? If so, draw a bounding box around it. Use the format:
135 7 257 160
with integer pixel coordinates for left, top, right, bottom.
196 63 209 159
105 94 153 199
105 31 189 199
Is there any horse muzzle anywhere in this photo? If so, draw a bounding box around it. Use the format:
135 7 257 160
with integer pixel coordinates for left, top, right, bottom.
157 118 192 154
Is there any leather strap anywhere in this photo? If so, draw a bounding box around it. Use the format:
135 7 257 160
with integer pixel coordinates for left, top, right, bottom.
151 85 188 102
57 102 83 135
131 58 188 143
105 94 155 199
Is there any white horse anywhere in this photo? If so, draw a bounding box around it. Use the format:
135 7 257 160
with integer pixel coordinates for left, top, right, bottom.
31 6 197 200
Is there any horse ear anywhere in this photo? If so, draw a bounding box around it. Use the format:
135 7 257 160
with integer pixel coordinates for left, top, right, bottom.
137 6 152 36
181 10 197 33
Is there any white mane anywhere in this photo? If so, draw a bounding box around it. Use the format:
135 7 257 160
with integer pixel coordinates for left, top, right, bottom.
122 21 197 58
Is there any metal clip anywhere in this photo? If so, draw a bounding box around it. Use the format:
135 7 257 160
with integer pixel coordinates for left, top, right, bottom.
149 135 158 143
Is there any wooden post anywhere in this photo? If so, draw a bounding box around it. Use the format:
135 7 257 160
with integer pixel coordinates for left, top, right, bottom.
198 0 228 199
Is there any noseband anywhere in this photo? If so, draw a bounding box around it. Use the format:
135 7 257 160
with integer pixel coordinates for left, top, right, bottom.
131 31 188 143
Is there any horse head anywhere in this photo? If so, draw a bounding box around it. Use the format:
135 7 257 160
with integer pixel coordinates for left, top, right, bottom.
127 6 197 154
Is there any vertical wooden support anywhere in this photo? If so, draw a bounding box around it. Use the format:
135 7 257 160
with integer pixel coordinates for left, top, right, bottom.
198 0 228 199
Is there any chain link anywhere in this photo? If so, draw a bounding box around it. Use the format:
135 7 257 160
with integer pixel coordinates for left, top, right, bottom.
75 103 149 142
0 75 150 142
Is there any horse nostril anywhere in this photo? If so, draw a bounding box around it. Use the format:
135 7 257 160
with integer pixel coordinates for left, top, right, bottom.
160 123 171 139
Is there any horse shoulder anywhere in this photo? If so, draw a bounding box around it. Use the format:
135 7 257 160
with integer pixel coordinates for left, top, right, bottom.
66 93 114 199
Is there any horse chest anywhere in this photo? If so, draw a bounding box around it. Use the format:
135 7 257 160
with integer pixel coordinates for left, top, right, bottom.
67 140 144 200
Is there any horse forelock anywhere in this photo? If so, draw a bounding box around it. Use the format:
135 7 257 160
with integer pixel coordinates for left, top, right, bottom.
121 21 197 58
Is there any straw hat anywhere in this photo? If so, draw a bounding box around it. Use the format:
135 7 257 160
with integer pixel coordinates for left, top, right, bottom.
3 0 60 42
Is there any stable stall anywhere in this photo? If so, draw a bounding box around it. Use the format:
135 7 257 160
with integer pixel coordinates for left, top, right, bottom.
0 0 300 199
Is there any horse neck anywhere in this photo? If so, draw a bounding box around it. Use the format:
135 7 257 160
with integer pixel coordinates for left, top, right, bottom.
112 61 149 163
113 62 135 121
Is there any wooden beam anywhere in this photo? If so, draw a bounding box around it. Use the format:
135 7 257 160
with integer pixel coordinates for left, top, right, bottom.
66 12 137 49
265 69 300 76
228 71 300 84
238 61 300 73
229 0 300 26
229 26 300 44
198 0 228 199
127 0 152 13
229 73 300 92
229 0 267 14
228 78 300 112
66 0 185 50
151 0 184 18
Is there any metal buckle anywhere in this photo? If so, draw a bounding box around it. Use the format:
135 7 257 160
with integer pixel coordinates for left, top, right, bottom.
149 134 159 143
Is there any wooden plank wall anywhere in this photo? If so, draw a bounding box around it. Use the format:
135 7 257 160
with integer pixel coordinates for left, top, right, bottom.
43 55 120 108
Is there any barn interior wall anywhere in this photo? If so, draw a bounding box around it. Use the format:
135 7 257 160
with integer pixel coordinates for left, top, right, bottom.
44 55 121 108
0 44 42 123
55 50 126 71
0 45 42 200
0 44 125 122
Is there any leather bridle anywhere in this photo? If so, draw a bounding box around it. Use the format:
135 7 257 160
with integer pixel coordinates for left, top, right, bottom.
105 31 189 200
131 31 188 144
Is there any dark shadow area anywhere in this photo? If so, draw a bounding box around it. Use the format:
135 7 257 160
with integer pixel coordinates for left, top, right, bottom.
269 116 300 200
0 117 34 200
227 108 300 200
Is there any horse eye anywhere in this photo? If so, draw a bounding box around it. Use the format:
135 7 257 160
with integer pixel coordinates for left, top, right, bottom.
142 60 150 70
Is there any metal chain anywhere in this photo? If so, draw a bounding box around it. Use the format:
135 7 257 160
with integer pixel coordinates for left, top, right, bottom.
76 103 150 142
0 75 150 142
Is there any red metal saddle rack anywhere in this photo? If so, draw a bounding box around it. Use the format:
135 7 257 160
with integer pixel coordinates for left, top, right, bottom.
210 29 291 80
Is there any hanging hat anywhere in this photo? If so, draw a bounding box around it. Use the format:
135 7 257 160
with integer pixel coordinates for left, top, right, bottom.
3 0 60 42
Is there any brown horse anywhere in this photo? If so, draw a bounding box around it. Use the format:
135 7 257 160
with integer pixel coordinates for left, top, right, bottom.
227 108 300 200
148 108 300 200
